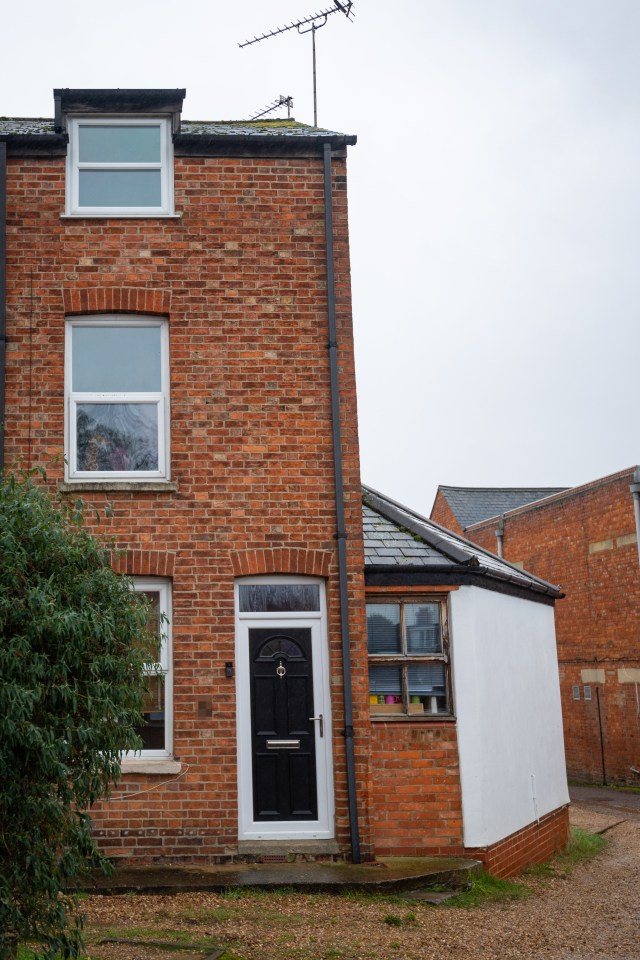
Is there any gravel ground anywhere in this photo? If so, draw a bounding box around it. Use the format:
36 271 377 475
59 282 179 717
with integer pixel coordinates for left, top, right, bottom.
81 802 640 960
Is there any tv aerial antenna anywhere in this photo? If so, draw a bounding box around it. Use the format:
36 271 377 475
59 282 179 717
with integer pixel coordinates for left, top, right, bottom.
249 95 294 121
239 1 354 126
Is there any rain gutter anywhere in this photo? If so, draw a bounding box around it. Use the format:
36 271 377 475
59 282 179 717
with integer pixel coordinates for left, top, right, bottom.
323 141 360 864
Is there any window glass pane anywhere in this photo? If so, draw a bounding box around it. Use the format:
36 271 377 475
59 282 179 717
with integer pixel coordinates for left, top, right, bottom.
369 664 402 698
77 403 158 471
405 603 441 654
79 169 162 207
238 584 320 613
408 663 447 715
366 604 401 654
136 673 165 750
139 590 162 662
72 325 162 392
79 124 161 163
257 636 304 659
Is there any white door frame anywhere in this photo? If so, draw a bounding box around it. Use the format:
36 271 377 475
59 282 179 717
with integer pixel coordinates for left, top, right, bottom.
234 576 335 840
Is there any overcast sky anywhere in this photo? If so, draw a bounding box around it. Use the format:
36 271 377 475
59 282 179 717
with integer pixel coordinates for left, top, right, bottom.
3 1 638 516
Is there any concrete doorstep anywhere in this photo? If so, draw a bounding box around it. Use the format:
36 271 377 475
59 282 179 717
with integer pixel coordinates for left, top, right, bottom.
77 855 482 897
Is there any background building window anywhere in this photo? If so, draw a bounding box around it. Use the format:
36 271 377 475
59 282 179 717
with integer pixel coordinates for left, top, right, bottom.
66 316 169 480
130 578 172 758
66 117 173 216
367 599 450 716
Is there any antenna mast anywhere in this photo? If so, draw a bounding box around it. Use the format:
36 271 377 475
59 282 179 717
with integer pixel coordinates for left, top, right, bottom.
249 95 294 121
239 1 354 126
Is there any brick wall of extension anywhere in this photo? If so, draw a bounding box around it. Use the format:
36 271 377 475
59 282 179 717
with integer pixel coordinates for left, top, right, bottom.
3 152 375 861
369 721 568 876
461 469 640 785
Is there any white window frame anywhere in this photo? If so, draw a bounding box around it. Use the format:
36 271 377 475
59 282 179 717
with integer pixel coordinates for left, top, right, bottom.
124 577 173 760
66 116 174 217
64 315 170 482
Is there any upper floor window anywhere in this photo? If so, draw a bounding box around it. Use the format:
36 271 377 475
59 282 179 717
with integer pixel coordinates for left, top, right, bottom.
65 316 170 481
66 118 174 216
367 598 451 718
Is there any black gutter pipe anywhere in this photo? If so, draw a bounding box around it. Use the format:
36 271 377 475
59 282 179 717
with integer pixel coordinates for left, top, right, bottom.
0 141 6 473
323 141 361 863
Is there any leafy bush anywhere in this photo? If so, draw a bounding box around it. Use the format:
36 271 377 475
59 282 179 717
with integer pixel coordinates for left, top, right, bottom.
0 472 153 959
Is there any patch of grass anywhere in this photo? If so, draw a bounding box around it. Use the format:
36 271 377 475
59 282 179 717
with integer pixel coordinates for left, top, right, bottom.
442 872 530 909
445 826 608 908
338 888 414 907
88 926 219 948
523 826 608 882
176 905 234 923
383 911 416 927
554 827 608 872
383 914 403 927
219 887 244 900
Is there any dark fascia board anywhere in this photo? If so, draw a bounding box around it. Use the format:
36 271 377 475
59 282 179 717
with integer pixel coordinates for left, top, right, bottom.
0 134 68 158
174 133 355 158
54 88 186 135
363 486 472 565
364 566 560 606
54 88 186 115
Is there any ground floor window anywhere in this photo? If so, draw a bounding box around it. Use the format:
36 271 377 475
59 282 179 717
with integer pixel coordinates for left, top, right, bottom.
367 598 451 717
129 578 172 757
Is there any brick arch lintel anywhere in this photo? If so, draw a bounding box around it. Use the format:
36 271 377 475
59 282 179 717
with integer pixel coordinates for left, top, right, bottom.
110 549 176 579
63 287 171 317
231 548 332 579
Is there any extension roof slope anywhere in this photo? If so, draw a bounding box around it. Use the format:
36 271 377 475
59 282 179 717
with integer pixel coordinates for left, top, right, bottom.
363 485 562 602
435 485 568 530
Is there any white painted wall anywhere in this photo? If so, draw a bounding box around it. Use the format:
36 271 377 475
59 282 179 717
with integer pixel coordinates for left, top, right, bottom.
450 586 569 848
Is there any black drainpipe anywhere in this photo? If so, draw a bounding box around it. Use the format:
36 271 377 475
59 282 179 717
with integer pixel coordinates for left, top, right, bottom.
0 141 6 473
323 141 361 863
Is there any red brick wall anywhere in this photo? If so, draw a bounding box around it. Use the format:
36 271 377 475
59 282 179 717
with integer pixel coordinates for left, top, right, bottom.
369 722 464 856
4 151 373 860
464 470 640 784
369 719 568 878
466 805 570 878
430 491 464 535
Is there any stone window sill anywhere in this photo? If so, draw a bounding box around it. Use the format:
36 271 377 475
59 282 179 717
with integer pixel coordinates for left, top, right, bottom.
60 213 183 221
58 481 178 493
120 759 182 775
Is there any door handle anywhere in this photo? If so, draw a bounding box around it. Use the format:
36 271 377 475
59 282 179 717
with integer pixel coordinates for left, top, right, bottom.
309 714 324 738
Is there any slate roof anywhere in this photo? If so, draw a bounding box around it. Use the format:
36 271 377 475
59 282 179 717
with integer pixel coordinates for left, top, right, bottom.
436 486 568 530
0 117 354 141
0 118 55 134
181 120 352 139
363 485 562 600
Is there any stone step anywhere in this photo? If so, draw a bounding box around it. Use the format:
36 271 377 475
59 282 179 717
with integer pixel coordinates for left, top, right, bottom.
79 855 482 896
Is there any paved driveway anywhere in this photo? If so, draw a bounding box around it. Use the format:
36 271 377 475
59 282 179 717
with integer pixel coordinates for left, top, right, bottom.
570 783 640 820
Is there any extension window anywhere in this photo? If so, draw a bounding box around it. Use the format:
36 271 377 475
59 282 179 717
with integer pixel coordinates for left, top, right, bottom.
65 316 170 481
367 599 451 717
66 117 174 216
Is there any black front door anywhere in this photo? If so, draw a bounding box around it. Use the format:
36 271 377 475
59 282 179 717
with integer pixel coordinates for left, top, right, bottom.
249 627 318 821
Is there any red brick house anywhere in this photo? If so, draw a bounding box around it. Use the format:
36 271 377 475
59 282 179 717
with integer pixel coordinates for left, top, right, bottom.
0 88 569 876
431 468 640 785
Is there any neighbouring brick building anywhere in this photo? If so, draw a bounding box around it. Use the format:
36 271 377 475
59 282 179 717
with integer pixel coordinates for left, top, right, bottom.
0 88 569 876
431 468 640 785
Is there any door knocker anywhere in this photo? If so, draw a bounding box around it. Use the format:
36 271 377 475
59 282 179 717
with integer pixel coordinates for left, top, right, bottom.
276 659 286 678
